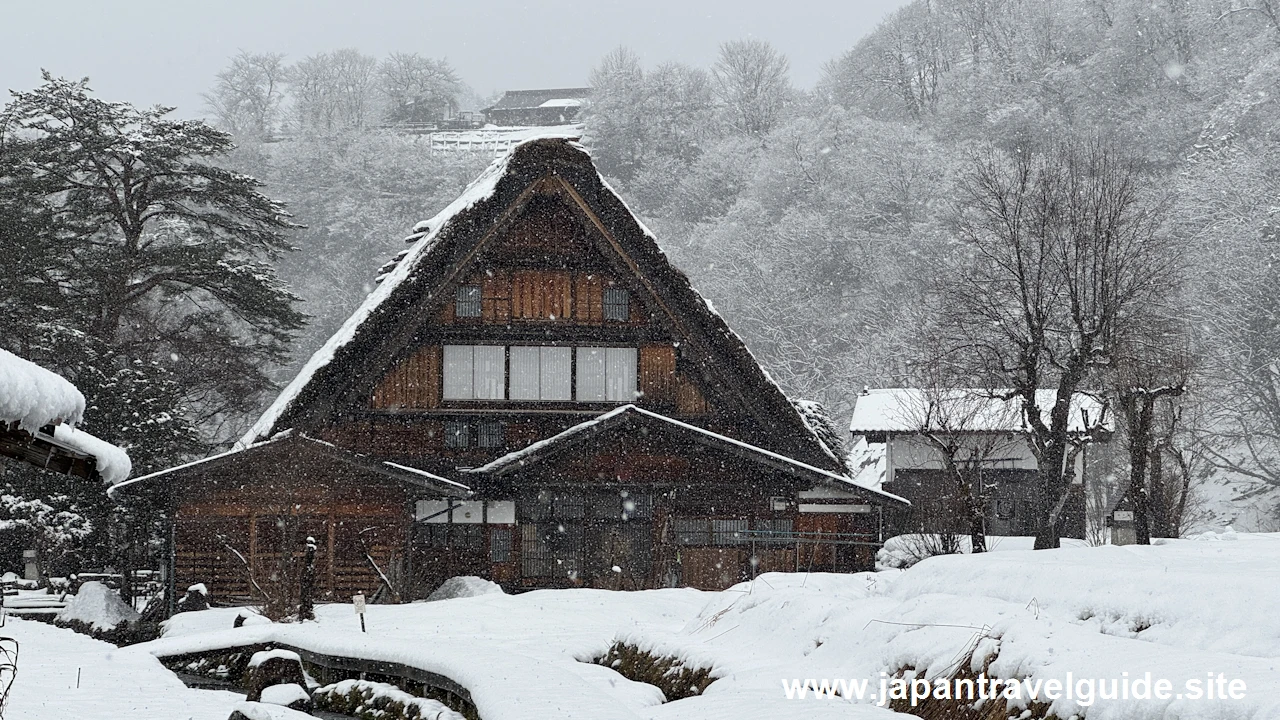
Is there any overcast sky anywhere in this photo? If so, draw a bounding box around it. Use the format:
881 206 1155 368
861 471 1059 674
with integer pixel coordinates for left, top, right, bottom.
2 0 909 117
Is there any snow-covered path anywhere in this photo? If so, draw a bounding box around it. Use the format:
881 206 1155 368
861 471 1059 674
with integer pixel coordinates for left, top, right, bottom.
3 616 240 719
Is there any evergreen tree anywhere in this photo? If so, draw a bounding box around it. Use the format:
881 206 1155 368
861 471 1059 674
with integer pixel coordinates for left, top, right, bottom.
0 72 305 571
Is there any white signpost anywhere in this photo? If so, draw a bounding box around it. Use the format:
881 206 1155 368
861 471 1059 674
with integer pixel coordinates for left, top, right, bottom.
353 593 367 632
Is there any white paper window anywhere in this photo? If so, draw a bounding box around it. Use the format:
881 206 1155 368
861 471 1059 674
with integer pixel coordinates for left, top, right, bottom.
509 346 541 400
444 345 505 400
474 346 506 400
606 347 638 401
576 347 607 401
576 347 636 402
510 347 571 401
540 347 571 400
443 345 473 400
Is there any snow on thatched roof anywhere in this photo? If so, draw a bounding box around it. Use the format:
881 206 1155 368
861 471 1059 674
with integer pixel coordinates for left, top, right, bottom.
236 148 516 450
0 347 85 430
236 136 842 472
849 388 1111 436
0 348 132 484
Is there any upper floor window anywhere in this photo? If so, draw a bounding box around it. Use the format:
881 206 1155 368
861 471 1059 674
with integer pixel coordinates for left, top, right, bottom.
603 286 630 321
575 347 638 402
443 345 505 400
510 346 572 401
442 345 637 404
456 285 482 317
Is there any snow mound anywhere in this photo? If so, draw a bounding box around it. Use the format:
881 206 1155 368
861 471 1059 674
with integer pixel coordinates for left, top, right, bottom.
249 648 301 668
56 581 139 631
259 683 310 707
0 348 85 429
426 576 505 602
316 679 466 720
230 701 314 720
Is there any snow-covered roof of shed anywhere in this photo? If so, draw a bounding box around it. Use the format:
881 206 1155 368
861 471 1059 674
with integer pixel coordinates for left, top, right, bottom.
49 424 132 485
849 388 1110 435
0 348 86 430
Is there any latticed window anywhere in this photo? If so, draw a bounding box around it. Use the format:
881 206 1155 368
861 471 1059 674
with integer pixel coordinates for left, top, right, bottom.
603 286 630 321
444 420 469 448
477 421 504 448
455 284 482 317
490 526 512 563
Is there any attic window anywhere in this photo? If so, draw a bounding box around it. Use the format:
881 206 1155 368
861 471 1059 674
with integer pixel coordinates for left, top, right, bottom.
603 287 630 321
456 285 482 317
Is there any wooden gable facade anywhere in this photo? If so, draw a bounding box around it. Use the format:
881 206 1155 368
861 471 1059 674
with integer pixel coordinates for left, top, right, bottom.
118 138 906 604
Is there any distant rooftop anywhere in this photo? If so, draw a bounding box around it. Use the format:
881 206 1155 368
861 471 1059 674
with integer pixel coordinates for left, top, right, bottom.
849 388 1110 435
485 87 592 112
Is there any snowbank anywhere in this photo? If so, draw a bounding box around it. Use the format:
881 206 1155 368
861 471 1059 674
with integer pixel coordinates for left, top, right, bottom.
142 536 1280 720
56 581 139 631
0 347 85 429
258 683 309 707
425 575 504 602
5 616 240 719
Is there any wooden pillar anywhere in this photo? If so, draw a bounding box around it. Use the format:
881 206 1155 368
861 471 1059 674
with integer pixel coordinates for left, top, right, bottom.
326 510 337 597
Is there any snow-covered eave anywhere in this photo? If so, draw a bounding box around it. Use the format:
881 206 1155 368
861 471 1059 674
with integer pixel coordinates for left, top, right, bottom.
45 425 131 485
470 405 908 506
383 461 472 493
108 431 294 498
849 388 1115 436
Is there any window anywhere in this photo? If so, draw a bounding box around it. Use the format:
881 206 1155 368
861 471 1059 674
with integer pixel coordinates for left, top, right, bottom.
444 420 503 449
443 345 506 400
575 347 637 402
603 286 630 321
490 526 512 563
444 420 469 448
478 420 504 448
509 346 571 401
455 284 482 317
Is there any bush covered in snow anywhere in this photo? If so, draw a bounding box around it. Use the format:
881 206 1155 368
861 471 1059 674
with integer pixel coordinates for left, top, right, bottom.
313 679 466 720
424 576 504 602
245 648 306 703
54 580 157 644
593 641 711 701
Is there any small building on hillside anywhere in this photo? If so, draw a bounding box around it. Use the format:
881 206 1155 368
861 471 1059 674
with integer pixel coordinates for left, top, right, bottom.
483 88 591 127
114 138 906 606
848 388 1108 539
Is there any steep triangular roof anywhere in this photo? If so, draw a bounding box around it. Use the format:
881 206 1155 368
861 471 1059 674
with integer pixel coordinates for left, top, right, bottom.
239 137 842 471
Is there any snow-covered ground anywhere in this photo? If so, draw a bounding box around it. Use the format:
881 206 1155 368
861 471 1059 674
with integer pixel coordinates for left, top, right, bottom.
138 531 1280 720
3 616 240 719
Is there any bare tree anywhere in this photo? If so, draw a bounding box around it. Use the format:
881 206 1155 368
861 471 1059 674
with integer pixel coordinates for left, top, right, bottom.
288 49 378 133
204 51 287 140
1113 315 1192 543
897 385 1025 552
942 137 1179 549
378 52 461 124
712 39 792 139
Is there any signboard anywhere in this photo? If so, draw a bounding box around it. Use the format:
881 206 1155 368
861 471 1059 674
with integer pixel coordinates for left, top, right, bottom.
1113 510 1134 522
352 593 366 614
